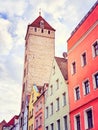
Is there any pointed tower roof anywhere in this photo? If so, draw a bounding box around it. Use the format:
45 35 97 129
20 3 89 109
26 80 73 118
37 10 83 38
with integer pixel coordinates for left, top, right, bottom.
29 15 55 31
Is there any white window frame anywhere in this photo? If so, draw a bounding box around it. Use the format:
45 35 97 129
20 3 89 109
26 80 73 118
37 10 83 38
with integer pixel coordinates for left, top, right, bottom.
63 115 68 130
50 102 53 115
92 40 98 58
56 97 60 111
45 106 49 119
57 119 60 130
82 78 90 95
71 61 76 75
92 71 98 89
81 51 87 67
62 92 66 106
74 86 80 101
84 107 94 130
74 113 81 130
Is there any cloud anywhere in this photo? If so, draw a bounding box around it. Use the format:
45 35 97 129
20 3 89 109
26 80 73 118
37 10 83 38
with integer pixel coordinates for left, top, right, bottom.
0 78 21 121
0 0 97 122
0 18 13 55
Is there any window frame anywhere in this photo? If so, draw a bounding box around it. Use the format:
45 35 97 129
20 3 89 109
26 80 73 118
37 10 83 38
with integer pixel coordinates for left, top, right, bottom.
56 97 60 111
45 106 49 118
81 51 87 67
75 114 81 130
71 61 76 75
93 71 98 89
92 40 98 57
63 115 68 130
50 123 54 130
62 92 66 106
50 102 53 115
74 86 80 101
83 79 90 95
84 107 94 129
57 119 60 130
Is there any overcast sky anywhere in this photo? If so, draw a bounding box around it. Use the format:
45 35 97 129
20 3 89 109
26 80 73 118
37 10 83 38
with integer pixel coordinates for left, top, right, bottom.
0 0 97 122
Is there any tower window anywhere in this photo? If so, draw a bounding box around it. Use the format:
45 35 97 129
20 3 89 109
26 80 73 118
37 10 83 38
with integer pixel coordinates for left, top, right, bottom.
48 30 50 34
34 27 37 32
41 29 44 33
40 20 44 28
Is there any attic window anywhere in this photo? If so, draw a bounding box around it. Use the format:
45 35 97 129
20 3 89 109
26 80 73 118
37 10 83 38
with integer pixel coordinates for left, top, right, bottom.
40 20 44 29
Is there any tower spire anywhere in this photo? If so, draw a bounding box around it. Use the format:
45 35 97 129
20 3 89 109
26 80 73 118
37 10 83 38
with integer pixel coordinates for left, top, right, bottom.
39 8 41 16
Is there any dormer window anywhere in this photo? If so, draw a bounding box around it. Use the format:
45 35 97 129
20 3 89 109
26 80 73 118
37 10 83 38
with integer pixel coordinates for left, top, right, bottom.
40 20 44 29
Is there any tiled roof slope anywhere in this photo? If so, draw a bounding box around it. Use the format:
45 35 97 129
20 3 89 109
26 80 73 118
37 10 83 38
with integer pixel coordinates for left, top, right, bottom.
29 16 55 31
4 115 19 127
55 57 68 80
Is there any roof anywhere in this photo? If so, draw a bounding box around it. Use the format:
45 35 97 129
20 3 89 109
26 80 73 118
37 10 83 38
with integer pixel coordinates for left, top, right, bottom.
29 15 55 31
4 115 19 127
55 57 68 80
68 0 98 40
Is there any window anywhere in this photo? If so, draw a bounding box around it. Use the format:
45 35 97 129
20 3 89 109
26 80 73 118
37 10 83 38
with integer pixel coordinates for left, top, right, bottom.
53 66 55 75
46 107 48 118
50 103 53 115
57 119 60 130
93 41 98 57
75 115 81 130
63 115 68 130
84 108 93 129
46 126 48 130
93 72 98 88
83 80 90 95
48 30 50 34
40 20 44 28
72 61 76 74
50 85 53 95
41 29 44 33
39 116 42 126
56 79 59 89
36 119 38 128
50 123 54 130
81 52 87 66
34 27 37 32
62 92 66 106
56 97 60 111
75 87 80 100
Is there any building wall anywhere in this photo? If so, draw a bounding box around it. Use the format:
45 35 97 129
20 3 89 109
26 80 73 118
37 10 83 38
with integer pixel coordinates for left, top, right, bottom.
67 3 98 130
34 93 44 130
45 58 70 130
28 85 40 130
24 26 55 95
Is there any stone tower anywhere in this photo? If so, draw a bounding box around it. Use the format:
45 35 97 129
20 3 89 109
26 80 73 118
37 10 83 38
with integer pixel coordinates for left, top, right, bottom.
21 14 55 110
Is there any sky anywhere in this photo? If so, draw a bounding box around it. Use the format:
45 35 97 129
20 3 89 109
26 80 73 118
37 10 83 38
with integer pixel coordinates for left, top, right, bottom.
0 0 97 122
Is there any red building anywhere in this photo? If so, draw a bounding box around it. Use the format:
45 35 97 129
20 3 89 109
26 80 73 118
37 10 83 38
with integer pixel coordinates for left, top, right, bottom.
33 83 48 130
67 1 98 130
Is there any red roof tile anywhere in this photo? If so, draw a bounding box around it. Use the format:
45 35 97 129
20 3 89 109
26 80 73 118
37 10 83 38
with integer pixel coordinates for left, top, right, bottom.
29 16 55 31
4 115 19 127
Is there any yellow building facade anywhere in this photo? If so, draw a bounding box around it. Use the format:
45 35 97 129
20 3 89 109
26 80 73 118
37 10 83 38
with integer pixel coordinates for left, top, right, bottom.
28 84 40 130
